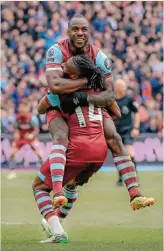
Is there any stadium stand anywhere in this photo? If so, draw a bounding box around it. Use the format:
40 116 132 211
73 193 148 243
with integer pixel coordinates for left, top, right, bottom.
1 1 163 135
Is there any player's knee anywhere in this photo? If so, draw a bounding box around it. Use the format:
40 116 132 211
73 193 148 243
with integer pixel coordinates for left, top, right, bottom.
106 131 122 148
32 176 43 191
52 130 68 143
32 177 39 192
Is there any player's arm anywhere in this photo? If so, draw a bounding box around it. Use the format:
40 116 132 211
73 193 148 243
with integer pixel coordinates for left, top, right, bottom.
38 95 51 114
87 77 121 119
47 70 88 94
61 51 121 117
46 45 88 94
87 50 121 118
26 116 40 139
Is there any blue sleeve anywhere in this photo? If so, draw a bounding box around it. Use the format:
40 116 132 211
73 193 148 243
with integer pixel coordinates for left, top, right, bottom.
31 116 39 128
46 44 63 67
96 50 112 75
46 93 61 107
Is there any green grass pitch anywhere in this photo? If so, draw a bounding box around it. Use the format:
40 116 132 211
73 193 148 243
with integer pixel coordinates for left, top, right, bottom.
1 169 163 251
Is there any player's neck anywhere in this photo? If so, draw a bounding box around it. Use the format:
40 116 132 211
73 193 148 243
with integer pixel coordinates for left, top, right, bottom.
69 40 88 55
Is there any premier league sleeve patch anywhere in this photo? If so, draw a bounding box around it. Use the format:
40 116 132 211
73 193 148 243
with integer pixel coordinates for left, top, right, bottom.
104 58 111 70
96 50 112 74
48 48 54 57
46 44 63 66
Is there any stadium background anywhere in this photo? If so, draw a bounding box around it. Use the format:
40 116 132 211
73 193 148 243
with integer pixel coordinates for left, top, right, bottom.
1 1 163 251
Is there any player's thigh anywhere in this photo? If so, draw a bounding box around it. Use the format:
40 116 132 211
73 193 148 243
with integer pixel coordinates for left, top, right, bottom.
103 116 123 145
63 162 89 186
47 110 69 142
10 142 20 157
103 117 127 156
32 176 51 191
31 140 42 152
103 116 118 139
75 163 103 186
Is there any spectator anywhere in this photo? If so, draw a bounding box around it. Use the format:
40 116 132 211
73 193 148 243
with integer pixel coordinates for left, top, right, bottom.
1 1 163 134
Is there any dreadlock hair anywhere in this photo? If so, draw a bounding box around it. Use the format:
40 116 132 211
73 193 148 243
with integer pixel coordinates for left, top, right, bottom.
72 55 105 90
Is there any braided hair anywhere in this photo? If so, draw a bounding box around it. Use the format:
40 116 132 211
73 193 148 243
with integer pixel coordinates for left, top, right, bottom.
72 55 105 91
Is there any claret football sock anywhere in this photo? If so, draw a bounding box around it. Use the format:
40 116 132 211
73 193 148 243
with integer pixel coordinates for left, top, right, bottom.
34 189 56 219
113 155 140 199
56 185 78 222
49 142 67 196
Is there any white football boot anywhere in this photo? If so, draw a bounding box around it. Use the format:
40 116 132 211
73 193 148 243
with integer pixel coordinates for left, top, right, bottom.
39 231 69 244
7 170 17 180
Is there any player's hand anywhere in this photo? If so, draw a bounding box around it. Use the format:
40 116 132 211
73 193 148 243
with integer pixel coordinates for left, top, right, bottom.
61 92 88 115
109 101 121 118
131 128 140 137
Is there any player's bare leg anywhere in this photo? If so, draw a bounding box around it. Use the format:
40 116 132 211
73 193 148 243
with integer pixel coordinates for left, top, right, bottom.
32 176 68 243
103 117 155 210
31 141 43 165
48 116 69 208
7 147 19 180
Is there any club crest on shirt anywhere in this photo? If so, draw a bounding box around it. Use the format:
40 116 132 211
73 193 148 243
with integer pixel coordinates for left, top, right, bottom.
48 48 54 57
122 106 129 114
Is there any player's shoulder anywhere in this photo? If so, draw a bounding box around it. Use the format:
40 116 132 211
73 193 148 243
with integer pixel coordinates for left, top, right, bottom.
127 95 139 108
126 95 134 103
46 42 64 66
46 39 69 64
89 43 101 53
88 43 112 73
46 43 62 58
95 49 112 74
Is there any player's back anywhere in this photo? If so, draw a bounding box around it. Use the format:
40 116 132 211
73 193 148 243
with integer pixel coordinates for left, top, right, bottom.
65 103 107 163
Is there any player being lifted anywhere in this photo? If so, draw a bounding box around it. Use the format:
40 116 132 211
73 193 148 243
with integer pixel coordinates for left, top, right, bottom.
33 55 154 243
7 103 43 179
38 14 154 211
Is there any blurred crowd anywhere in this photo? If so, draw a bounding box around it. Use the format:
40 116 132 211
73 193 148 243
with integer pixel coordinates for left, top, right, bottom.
1 1 163 135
